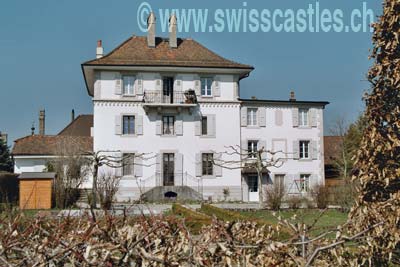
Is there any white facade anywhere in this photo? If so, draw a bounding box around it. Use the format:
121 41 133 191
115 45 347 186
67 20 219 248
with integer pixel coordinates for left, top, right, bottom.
91 68 327 202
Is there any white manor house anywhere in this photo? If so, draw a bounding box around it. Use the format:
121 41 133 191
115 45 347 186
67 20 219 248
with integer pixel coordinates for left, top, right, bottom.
13 14 328 203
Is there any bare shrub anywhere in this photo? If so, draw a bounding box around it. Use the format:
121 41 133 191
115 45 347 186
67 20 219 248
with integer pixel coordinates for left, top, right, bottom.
222 187 230 201
265 183 285 210
331 183 356 212
312 184 329 209
96 173 120 210
287 195 302 209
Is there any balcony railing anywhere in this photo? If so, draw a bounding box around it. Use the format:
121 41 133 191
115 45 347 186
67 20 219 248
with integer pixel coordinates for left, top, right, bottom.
143 90 197 105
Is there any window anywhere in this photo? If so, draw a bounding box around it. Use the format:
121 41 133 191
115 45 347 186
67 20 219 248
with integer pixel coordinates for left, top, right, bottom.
202 153 214 176
247 108 258 126
123 116 135 135
274 174 285 193
299 108 309 127
122 153 134 176
299 174 310 193
123 75 135 95
248 140 258 159
201 77 212 96
162 116 175 135
201 116 208 135
299 140 310 159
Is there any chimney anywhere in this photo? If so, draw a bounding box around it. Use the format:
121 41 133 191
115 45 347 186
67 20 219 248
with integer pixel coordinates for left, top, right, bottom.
39 110 45 135
290 91 296 101
147 12 156 48
96 40 103 59
71 109 75 122
169 13 177 48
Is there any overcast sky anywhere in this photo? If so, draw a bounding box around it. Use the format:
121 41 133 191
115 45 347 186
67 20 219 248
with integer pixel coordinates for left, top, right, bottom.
0 0 382 146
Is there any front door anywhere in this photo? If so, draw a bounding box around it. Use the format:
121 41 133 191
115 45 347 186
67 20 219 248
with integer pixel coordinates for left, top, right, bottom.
163 153 175 186
248 175 259 202
163 77 174 103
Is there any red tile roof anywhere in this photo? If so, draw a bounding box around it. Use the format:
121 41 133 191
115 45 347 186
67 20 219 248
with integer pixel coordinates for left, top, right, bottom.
58 115 93 136
83 36 254 69
12 135 93 156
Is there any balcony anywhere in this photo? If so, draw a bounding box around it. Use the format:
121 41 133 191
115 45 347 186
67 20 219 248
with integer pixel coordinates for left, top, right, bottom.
142 90 198 114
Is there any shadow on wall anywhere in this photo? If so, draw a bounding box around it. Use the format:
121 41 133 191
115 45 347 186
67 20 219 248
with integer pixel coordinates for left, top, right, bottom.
0 172 19 204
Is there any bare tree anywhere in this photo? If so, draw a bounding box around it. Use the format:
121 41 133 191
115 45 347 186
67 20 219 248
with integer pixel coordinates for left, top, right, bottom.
83 151 155 209
213 145 287 207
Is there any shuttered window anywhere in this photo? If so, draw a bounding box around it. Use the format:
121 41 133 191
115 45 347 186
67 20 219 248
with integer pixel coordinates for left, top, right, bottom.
201 116 208 135
201 77 212 96
162 116 175 135
300 174 310 193
202 153 213 176
247 108 258 126
248 141 258 159
122 153 135 176
123 116 135 135
299 140 310 159
299 108 309 127
122 75 135 95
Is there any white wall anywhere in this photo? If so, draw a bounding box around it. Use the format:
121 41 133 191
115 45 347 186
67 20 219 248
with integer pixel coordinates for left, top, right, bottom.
240 104 325 201
14 157 48 173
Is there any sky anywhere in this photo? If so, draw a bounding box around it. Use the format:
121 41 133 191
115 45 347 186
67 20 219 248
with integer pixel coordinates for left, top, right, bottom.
0 0 382 147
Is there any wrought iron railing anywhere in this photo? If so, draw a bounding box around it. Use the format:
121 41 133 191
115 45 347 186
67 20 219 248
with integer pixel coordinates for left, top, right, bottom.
143 90 197 104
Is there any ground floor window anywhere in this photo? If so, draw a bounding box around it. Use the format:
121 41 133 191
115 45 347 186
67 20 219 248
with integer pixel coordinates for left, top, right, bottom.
202 153 213 176
122 153 135 176
299 174 310 193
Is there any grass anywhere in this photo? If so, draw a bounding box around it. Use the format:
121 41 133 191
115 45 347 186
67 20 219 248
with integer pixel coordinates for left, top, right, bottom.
239 209 348 237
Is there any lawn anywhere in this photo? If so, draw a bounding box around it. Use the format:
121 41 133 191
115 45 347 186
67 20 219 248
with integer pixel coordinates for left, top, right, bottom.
239 209 348 237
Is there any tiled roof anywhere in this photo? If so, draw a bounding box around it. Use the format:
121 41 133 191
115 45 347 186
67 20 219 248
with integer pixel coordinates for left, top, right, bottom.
12 135 93 156
324 136 342 165
83 36 254 69
58 115 93 136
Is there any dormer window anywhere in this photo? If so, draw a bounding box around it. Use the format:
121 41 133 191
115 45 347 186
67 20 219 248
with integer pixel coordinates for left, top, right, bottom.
123 75 135 95
201 77 212 96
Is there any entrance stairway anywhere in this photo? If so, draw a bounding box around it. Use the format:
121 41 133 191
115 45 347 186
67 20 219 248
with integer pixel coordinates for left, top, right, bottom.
141 186 203 202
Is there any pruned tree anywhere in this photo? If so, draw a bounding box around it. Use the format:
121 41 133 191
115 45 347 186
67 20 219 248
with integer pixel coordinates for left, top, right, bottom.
348 0 400 265
213 145 287 207
83 151 155 209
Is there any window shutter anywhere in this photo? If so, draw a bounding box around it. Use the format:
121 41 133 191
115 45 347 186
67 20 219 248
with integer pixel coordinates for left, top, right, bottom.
114 152 122 177
136 75 143 95
115 115 122 135
175 116 183 136
275 110 283 126
311 140 318 160
195 153 202 177
156 154 161 176
94 72 101 98
207 114 216 137
156 117 162 135
194 75 201 96
310 109 317 127
241 107 247 127
136 115 143 135
155 75 162 93
213 77 221 97
292 140 299 160
292 108 299 127
135 156 143 177
175 153 183 184
194 116 201 136
258 107 266 127
175 76 183 93
258 140 267 160
115 73 122 95
214 153 222 177
241 139 248 154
